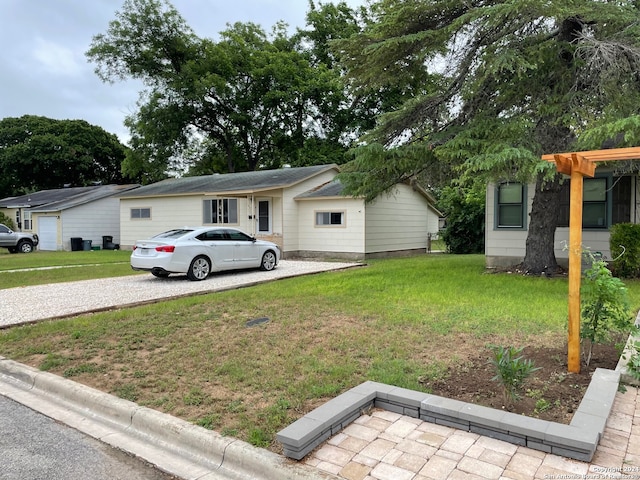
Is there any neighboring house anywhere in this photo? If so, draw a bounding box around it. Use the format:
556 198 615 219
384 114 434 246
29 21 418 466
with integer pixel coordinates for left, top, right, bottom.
486 168 636 268
0 185 139 251
119 164 441 260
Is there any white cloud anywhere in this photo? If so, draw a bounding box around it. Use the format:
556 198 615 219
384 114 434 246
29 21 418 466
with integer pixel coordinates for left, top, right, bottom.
32 37 83 76
0 0 365 144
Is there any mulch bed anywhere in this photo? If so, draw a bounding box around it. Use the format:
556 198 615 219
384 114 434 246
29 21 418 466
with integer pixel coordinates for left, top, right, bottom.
421 344 620 424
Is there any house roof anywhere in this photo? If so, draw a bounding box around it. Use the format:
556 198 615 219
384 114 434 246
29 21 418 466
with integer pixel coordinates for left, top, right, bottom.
295 180 346 199
119 164 340 199
0 185 140 212
295 179 442 215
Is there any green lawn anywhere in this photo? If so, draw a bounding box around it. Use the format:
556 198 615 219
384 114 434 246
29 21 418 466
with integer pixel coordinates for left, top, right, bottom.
1 253 639 450
0 249 140 288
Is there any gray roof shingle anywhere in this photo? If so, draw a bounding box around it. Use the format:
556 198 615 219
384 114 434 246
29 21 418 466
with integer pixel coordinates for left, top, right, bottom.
0 185 140 211
120 164 339 198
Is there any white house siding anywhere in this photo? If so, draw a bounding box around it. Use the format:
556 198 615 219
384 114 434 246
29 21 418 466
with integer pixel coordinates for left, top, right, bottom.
248 193 283 247
485 184 533 267
59 197 122 250
295 197 365 257
281 169 340 254
364 184 436 255
486 179 637 268
30 197 123 251
121 195 257 248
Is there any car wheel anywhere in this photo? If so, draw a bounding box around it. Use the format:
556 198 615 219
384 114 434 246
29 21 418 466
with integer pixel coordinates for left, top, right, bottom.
17 241 33 253
260 250 277 271
187 255 211 281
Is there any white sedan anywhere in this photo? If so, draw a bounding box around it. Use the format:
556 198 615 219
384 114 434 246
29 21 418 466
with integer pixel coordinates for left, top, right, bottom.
131 227 280 281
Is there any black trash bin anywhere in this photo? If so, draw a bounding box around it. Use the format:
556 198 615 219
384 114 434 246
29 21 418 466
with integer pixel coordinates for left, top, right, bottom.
70 237 83 251
102 235 114 250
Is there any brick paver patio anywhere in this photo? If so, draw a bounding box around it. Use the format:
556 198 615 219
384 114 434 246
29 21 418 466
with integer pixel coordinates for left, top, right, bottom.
305 386 640 479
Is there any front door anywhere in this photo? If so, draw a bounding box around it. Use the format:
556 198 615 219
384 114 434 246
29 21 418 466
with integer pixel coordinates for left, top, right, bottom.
257 199 271 234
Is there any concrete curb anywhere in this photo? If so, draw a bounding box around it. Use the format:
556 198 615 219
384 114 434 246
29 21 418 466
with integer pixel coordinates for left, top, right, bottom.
0 356 338 480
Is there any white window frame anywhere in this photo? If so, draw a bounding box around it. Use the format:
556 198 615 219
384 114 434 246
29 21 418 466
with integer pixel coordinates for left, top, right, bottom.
315 210 346 227
203 198 239 225
23 210 32 230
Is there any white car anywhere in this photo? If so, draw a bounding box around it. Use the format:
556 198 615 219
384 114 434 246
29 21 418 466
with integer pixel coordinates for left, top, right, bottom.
131 227 280 281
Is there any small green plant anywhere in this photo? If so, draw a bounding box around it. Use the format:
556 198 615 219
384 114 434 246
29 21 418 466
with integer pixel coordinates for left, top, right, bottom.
195 413 221 430
183 387 208 406
581 250 635 367
489 345 540 406
623 340 640 382
534 398 551 414
39 353 70 371
113 383 138 402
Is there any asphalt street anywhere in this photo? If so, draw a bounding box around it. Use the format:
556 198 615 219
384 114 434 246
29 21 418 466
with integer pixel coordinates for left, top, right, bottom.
0 387 177 480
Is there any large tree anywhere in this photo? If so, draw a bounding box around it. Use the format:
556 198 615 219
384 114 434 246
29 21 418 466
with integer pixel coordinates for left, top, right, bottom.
335 0 640 273
86 0 374 182
0 115 128 197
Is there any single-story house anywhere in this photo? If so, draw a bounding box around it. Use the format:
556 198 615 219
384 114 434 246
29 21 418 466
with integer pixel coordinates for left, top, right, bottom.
119 164 442 260
0 184 139 251
486 168 636 268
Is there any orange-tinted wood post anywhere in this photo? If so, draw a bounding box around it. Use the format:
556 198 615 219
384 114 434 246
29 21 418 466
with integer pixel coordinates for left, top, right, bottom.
567 161 584 373
543 147 640 374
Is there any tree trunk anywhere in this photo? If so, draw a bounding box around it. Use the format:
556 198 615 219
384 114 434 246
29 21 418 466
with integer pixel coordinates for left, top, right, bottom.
520 172 563 275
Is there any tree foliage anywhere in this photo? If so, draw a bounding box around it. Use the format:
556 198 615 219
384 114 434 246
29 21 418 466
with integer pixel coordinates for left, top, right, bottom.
0 115 128 197
438 184 485 254
335 0 640 272
610 223 640 278
87 0 375 182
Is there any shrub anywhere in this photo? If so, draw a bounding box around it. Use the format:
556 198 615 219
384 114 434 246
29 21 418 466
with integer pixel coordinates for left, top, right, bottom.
0 212 16 230
581 250 634 366
438 185 485 254
610 223 640 278
489 345 540 406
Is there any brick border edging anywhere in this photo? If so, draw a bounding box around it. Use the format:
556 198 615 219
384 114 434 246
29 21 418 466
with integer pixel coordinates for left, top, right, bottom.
276 367 619 462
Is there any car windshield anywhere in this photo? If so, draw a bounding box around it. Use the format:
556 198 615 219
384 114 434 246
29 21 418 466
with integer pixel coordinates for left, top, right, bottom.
153 229 193 239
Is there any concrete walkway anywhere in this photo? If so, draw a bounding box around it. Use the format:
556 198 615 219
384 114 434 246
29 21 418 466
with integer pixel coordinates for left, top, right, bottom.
305 387 640 479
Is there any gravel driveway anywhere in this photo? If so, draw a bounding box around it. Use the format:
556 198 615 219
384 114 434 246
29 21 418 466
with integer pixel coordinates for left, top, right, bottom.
1 260 358 327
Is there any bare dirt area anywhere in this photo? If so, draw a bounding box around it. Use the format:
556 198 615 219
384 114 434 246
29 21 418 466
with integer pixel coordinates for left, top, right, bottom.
422 343 620 424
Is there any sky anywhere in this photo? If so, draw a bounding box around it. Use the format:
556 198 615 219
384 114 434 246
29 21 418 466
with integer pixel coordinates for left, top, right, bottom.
0 0 365 144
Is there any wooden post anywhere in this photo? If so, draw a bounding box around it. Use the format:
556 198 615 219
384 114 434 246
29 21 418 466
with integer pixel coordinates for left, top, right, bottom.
543 147 640 374
567 162 584 373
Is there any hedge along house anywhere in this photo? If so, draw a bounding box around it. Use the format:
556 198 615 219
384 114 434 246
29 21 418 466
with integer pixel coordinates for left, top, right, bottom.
0 185 139 251
485 167 637 269
118 164 441 260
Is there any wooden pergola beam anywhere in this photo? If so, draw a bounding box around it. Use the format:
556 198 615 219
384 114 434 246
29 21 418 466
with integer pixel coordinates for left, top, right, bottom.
543 147 640 374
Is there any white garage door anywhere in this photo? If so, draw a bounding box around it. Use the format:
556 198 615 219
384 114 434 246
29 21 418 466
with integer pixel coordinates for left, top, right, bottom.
38 217 58 250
